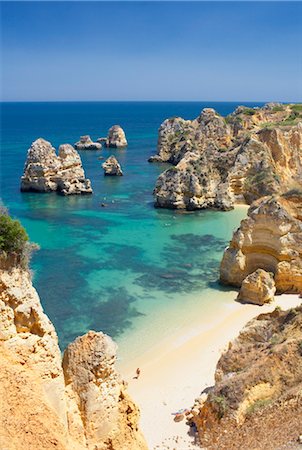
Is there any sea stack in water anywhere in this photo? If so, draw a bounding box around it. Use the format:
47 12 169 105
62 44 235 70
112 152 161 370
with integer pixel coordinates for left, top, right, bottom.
74 135 102 150
106 125 127 148
21 138 92 195
220 193 302 294
102 155 123 176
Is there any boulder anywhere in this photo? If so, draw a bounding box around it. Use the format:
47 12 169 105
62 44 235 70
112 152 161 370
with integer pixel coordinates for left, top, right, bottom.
102 155 123 176
106 125 127 148
237 269 276 305
20 138 92 195
74 135 102 150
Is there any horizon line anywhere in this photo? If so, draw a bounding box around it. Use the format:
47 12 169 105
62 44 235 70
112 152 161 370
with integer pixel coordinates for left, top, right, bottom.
1 99 299 104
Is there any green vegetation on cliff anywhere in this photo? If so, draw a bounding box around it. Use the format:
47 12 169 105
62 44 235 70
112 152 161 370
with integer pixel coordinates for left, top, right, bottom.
0 207 38 267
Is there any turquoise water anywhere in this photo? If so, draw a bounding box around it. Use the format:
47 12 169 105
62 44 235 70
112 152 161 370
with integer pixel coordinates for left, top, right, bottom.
0 102 261 356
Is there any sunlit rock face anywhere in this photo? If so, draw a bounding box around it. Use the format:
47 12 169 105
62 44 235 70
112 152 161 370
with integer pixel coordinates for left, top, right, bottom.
220 194 302 294
106 125 127 148
63 331 147 450
21 138 92 195
237 269 276 305
102 155 123 176
0 252 147 449
74 135 102 150
192 306 302 449
151 104 302 211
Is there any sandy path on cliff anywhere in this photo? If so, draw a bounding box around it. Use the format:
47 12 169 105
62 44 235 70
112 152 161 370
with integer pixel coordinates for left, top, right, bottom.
121 294 302 450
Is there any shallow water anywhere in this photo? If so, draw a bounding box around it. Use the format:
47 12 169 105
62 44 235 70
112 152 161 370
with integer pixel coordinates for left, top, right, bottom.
0 101 260 358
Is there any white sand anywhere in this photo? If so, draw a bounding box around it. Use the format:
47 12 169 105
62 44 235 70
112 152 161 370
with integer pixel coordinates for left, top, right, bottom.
120 294 302 450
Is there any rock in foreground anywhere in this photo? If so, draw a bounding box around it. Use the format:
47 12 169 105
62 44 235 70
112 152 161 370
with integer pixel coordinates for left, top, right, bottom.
220 193 302 293
106 125 127 148
192 306 302 450
63 331 146 450
102 155 123 176
237 269 276 305
21 138 92 195
74 135 102 150
0 215 147 450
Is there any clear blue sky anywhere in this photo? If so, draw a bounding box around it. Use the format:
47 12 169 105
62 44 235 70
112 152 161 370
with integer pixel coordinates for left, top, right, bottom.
1 1 301 101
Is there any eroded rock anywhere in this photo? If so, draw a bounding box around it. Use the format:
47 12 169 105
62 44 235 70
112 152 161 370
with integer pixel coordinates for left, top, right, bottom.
192 306 302 449
106 125 127 148
102 155 123 176
63 331 146 450
74 135 102 150
220 194 302 293
237 269 276 305
151 104 302 211
21 138 92 195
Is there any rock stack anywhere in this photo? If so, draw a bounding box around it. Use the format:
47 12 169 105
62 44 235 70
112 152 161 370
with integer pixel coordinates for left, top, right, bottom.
106 125 127 148
20 138 92 195
102 155 123 176
74 135 102 150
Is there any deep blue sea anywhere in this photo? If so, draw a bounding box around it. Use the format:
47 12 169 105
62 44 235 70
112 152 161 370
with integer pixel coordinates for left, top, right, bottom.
0 101 263 360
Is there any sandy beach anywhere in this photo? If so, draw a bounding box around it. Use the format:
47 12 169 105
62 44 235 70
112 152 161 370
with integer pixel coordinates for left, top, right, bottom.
121 293 302 450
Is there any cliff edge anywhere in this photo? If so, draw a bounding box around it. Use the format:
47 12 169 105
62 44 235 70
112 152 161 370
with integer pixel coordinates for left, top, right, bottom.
0 210 147 450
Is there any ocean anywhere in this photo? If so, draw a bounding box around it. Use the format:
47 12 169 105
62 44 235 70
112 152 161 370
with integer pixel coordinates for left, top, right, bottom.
0 101 263 362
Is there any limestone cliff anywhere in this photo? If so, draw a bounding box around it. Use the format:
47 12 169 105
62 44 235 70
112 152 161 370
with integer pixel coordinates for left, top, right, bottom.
151 104 302 210
220 193 302 294
192 305 302 450
0 245 147 449
21 138 93 195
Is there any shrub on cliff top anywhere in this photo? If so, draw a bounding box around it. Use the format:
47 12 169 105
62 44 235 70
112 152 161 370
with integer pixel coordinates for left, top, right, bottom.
0 207 38 267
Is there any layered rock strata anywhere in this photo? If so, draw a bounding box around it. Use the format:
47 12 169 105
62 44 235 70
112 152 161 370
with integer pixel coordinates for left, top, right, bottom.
192 306 302 450
151 104 302 210
106 125 127 148
21 138 92 195
220 194 302 293
102 156 123 176
0 253 147 450
74 135 102 150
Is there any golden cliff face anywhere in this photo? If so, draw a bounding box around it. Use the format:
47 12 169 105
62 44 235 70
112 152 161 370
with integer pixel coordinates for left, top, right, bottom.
192 306 302 450
220 194 302 294
0 257 147 450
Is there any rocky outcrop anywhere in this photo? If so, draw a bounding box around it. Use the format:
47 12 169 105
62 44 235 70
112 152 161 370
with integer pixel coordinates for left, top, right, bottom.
237 269 276 305
154 147 235 210
63 332 146 450
220 194 302 294
151 104 302 210
106 126 127 148
192 306 302 450
21 138 92 195
0 235 147 449
74 135 102 150
102 156 123 176
149 108 231 164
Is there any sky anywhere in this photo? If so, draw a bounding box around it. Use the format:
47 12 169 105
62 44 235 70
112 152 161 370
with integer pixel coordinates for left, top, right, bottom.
1 1 301 101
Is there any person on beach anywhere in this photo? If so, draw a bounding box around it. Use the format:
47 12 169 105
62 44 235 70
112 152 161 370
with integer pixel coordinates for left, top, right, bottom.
135 368 141 379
